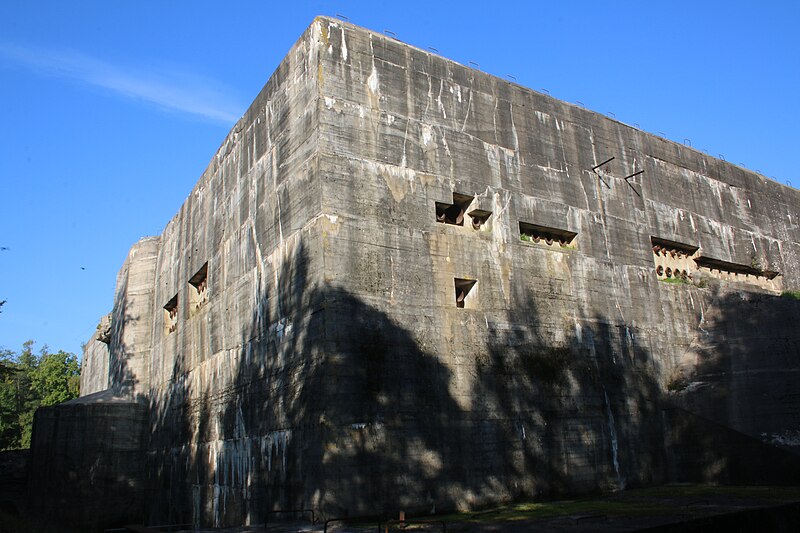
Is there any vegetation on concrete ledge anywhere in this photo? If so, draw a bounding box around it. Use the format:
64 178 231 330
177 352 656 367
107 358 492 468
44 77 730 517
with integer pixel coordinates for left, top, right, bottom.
659 276 689 285
781 290 800 300
519 234 576 249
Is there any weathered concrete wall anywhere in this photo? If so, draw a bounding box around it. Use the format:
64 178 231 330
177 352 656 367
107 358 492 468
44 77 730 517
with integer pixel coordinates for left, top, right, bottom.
0 449 29 521
141 20 327 528
30 237 157 530
43 15 800 530
663 407 800 485
310 17 800 513
28 392 148 533
669 289 800 452
80 313 111 395
108 236 161 397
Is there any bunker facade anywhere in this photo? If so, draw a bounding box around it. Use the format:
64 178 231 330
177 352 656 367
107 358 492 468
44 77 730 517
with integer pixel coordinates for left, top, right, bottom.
32 17 800 531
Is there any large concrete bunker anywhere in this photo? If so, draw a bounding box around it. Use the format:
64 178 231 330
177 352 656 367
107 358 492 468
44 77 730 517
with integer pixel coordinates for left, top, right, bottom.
29 16 800 531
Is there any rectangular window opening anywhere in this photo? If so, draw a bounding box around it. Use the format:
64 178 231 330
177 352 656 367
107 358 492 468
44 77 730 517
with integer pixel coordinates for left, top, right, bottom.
436 193 474 226
164 294 178 335
519 221 577 247
454 278 477 308
188 262 209 316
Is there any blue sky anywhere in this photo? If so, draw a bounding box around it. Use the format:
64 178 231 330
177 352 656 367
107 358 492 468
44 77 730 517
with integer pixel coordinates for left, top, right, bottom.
1 1 798 358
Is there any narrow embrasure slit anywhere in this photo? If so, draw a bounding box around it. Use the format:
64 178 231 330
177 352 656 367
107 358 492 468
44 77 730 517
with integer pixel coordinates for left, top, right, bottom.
519 221 577 248
694 256 779 280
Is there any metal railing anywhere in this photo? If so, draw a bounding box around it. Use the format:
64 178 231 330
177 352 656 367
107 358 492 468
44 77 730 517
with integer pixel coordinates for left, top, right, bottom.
265 508 317 529
104 524 191 533
323 515 386 533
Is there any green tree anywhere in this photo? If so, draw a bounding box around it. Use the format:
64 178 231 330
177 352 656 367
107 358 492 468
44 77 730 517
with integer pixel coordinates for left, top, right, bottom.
0 341 81 450
15 342 40 447
31 350 80 406
0 350 19 447
0 349 27 449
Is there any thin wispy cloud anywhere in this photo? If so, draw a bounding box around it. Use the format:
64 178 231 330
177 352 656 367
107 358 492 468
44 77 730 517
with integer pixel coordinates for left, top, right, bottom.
0 43 243 125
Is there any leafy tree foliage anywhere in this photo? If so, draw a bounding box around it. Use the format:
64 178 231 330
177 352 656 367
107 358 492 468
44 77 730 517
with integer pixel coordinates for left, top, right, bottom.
0 341 80 450
32 350 80 406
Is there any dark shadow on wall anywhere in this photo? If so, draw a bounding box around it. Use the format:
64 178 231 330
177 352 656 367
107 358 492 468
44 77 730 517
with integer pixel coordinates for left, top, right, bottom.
107 279 147 399
145 293 207 528
476 300 664 501
670 287 800 448
145 239 668 528
665 287 800 483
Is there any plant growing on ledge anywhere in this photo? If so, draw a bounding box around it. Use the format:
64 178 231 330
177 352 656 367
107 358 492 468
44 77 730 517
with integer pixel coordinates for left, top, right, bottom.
659 276 689 285
781 290 800 300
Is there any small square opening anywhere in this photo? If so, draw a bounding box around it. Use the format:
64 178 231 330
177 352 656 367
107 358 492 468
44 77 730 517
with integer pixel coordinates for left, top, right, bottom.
164 294 178 335
454 278 477 308
188 262 208 317
436 193 473 226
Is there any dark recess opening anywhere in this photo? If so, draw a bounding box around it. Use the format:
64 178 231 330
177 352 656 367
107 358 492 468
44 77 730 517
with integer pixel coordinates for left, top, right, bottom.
469 208 492 229
519 221 577 246
164 294 178 335
694 256 779 279
650 236 699 256
454 278 477 308
188 262 209 315
436 193 473 226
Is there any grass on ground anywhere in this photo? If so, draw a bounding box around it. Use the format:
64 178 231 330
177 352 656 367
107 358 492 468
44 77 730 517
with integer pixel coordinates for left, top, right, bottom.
356 485 800 530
